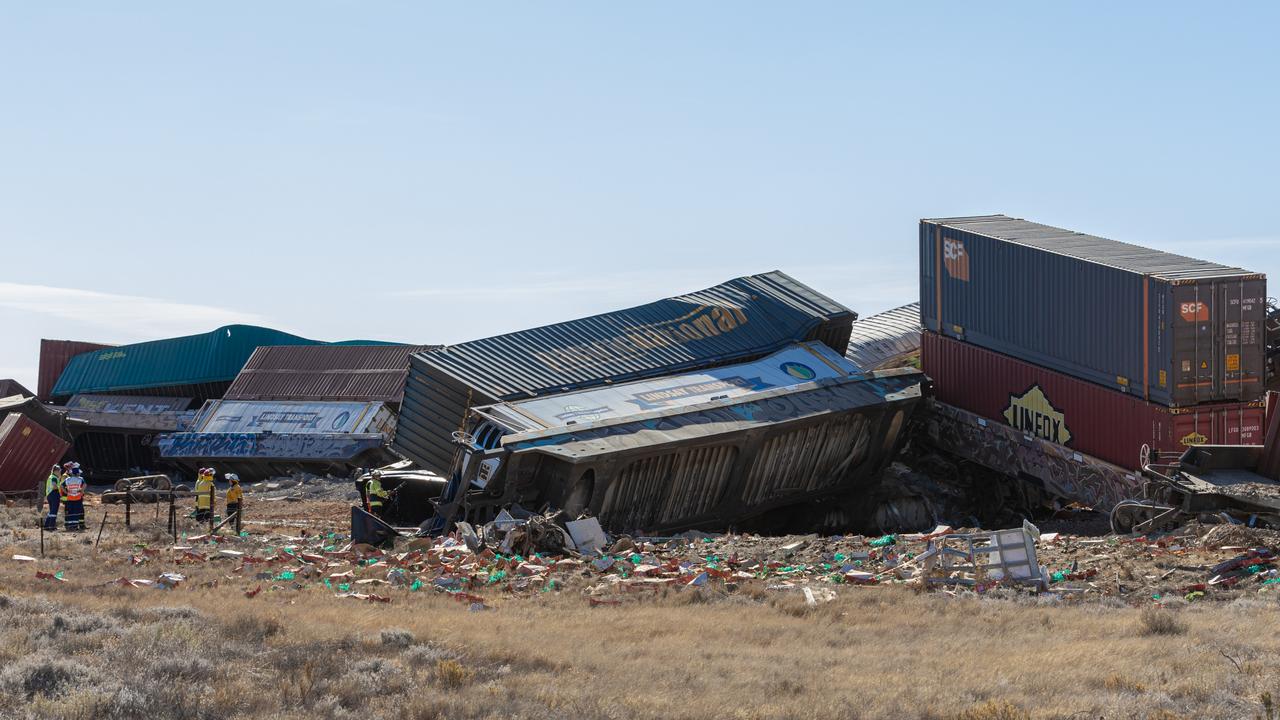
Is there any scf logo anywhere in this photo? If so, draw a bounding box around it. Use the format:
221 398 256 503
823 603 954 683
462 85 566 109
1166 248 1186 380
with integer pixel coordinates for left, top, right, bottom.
942 238 970 281
1179 301 1208 322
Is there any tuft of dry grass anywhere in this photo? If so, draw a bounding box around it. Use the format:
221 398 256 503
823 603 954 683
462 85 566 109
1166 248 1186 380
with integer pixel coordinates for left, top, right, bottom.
1138 607 1188 636
432 659 475 689
951 700 1031 720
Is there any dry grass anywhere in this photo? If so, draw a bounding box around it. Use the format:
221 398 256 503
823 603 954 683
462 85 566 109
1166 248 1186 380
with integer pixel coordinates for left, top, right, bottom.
2 503 1279 719
1138 607 1189 637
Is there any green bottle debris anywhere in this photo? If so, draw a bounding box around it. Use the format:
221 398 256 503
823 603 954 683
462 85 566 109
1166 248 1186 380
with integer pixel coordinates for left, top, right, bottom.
868 535 896 548
409 579 423 592
338 583 351 592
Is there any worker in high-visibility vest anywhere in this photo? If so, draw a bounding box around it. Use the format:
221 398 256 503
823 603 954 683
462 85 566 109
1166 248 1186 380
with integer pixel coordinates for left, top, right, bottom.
63 465 86 531
44 465 63 531
194 468 215 521
224 472 243 532
365 470 390 519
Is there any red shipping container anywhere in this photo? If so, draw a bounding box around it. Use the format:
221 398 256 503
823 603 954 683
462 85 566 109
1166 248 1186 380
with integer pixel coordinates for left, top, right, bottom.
1261 392 1279 480
0 413 71 493
922 332 1267 471
38 339 115 401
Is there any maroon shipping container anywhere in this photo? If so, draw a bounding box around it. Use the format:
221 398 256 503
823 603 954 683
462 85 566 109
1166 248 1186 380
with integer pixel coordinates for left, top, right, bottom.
39 339 114 401
0 413 71 493
922 332 1267 471
223 344 437 405
1261 392 1279 480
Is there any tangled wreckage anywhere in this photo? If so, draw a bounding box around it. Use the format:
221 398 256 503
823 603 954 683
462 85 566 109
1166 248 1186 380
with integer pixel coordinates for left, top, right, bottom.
429 343 923 534
5 217 1279 542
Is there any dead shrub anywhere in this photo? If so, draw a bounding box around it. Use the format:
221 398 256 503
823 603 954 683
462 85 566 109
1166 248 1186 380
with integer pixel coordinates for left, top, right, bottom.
403 643 457 666
225 614 283 643
151 656 216 682
0 656 88 700
432 659 474 690
380 627 414 647
1138 608 1187 636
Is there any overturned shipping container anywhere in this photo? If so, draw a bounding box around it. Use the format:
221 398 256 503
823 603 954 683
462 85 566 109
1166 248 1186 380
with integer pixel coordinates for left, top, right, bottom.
62 395 199 481
223 344 436 407
435 343 924 533
39 339 114 401
156 399 397 480
50 326 327 402
844 303 922 372
923 332 1268 471
395 271 857 473
920 215 1267 406
0 414 71 495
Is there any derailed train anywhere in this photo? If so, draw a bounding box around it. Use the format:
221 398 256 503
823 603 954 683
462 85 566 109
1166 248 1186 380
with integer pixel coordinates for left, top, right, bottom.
422 343 925 534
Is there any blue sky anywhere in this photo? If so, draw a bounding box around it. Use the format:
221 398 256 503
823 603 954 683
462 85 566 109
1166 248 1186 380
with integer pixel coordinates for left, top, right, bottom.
2 3 1277 389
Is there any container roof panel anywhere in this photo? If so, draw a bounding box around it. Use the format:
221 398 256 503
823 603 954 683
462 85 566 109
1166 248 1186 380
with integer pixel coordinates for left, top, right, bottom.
223 344 436 403
924 215 1262 281
844 303 922 372
413 271 855 401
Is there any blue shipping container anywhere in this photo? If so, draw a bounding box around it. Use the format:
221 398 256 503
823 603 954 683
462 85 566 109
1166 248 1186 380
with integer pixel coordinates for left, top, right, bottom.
920 215 1268 407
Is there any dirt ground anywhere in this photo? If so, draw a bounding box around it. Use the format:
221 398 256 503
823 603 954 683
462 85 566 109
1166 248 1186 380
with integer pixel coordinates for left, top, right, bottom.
2 491 1279 720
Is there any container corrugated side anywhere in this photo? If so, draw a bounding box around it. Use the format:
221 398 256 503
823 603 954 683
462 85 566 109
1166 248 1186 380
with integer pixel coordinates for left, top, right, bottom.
39 340 114 401
1261 392 1279 480
844 303 921 371
50 325 323 399
920 216 1267 407
922 332 1268 470
392 271 855 473
223 344 435 403
0 414 71 493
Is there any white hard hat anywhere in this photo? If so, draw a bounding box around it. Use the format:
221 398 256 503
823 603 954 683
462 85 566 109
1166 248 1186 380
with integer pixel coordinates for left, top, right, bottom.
225 473 240 482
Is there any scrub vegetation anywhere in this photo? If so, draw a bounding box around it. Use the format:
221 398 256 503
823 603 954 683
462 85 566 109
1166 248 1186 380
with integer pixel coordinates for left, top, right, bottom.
1 502 1279 719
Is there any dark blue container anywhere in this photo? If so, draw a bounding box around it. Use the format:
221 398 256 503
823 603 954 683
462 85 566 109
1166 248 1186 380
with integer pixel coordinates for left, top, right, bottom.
920 215 1268 408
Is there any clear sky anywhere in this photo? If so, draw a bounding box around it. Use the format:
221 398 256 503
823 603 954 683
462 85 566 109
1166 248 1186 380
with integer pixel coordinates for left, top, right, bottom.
2 3 1277 390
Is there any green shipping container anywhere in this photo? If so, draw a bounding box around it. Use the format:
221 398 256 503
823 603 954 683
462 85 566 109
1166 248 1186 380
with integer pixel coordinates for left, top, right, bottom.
50 325 323 400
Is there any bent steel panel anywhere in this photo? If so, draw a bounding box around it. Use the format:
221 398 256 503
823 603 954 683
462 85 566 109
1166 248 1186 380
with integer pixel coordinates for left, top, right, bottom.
393 272 855 473
922 400 1143 512
473 368 923 533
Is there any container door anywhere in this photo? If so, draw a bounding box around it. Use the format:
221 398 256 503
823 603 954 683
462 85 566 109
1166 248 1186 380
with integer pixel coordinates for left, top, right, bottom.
1171 284 1214 405
1219 278 1268 403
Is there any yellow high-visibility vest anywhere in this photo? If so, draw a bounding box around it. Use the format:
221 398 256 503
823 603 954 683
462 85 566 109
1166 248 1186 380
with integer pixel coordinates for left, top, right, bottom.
195 476 214 509
367 477 388 507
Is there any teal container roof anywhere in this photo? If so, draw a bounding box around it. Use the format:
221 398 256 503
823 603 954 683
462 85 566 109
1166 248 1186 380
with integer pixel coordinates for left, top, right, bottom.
51 325 326 398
